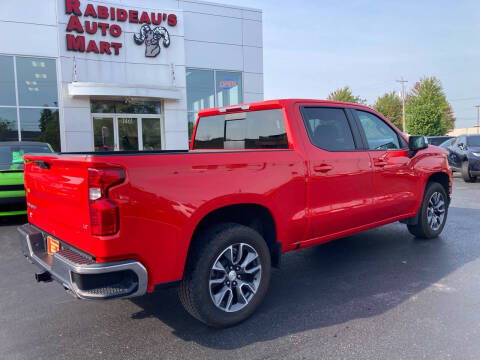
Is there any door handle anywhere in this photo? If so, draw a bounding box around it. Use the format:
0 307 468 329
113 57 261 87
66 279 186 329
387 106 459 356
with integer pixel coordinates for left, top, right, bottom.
313 164 333 173
373 159 388 167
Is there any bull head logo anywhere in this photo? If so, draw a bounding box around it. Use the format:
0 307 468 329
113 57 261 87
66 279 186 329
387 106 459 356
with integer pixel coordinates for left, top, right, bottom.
134 24 170 58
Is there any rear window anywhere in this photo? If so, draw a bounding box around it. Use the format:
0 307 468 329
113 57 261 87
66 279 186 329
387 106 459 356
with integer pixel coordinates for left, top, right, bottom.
193 109 288 150
0 144 52 170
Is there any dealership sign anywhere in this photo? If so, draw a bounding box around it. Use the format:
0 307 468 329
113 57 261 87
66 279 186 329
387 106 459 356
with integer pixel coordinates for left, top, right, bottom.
64 0 177 56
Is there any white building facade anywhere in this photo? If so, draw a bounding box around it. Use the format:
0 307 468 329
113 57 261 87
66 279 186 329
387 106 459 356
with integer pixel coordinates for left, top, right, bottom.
0 0 263 151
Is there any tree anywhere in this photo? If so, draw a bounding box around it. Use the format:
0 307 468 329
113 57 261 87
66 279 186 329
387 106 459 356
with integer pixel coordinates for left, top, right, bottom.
405 77 455 136
443 104 456 133
38 109 60 151
328 86 366 105
373 91 403 131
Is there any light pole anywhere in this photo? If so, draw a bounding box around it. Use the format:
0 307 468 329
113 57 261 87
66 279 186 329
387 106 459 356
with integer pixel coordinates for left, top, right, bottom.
397 78 408 133
475 105 480 134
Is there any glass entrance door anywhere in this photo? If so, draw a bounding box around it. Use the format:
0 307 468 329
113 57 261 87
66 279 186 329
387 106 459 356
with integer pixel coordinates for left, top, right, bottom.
93 117 115 151
92 115 163 152
118 117 138 151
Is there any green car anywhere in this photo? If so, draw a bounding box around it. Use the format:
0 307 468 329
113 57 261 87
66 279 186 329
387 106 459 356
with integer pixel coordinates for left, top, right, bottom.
0 141 54 216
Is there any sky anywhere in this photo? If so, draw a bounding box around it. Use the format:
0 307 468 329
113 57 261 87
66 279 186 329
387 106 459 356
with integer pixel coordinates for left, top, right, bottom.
219 0 480 128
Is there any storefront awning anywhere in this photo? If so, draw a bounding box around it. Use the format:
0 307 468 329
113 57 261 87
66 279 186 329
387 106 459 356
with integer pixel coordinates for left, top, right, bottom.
68 82 182 100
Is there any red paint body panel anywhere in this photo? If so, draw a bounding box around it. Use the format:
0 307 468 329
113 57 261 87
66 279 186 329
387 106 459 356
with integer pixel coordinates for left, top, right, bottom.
23 99 452 292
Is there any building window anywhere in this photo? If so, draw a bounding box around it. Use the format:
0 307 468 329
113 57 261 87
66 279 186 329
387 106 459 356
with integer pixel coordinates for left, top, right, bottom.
90 100 161 114
0 55 60 151
216 71 243 107
0 56 16 106
91 100 163 152
186 68 243 139
0 108 18 142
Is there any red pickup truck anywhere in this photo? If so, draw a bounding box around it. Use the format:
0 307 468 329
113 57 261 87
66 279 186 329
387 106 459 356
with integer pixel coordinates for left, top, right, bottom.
18 99 452 327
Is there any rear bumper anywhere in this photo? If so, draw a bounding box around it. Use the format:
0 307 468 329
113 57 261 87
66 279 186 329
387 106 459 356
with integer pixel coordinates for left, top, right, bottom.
18 223 148 300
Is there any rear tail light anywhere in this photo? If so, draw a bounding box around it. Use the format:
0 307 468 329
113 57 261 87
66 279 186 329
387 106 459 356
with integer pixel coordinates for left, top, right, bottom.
88 168 125 236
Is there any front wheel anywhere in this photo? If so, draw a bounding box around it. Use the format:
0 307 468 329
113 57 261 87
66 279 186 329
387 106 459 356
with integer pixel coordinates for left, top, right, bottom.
178 223 271 328
407 182 448 239
462 160 477 183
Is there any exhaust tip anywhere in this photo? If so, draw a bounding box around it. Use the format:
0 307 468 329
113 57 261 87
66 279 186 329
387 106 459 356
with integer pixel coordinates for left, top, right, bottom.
35 271 52 283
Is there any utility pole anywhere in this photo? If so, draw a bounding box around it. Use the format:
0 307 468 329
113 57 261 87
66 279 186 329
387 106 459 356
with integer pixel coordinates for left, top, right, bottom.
397 78 408 133
475 105 480 134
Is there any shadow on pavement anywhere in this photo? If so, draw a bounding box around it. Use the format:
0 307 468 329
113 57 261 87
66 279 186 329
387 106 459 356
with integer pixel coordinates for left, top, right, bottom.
130 206 480 350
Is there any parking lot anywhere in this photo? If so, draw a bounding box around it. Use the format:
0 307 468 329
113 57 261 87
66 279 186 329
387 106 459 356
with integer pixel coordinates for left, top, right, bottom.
1 175 479 360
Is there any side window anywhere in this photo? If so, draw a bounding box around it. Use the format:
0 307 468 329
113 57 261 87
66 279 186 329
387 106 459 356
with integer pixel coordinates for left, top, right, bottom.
193 109 288 149
356 110 402 150
300 107 356 151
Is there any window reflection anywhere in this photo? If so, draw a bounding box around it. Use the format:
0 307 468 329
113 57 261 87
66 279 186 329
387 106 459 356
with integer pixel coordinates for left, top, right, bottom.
186 69 243 140
91 100 161 114
0 56 60 148
20 108 60 151
0 108 18 141
16 57 58 107
142 118 162 150
216 71 243 107
0 56 16 106
93 118 114 152
187 69 215 139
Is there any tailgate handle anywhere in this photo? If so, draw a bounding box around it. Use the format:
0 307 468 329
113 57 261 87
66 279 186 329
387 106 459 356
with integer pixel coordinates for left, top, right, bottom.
34 160 50 169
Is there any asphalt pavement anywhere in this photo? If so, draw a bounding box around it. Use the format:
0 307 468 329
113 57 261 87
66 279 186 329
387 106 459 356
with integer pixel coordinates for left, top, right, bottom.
1 175 480 360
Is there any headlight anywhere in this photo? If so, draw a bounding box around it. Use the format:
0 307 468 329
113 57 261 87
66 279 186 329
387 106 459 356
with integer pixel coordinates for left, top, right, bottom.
472 152 480 157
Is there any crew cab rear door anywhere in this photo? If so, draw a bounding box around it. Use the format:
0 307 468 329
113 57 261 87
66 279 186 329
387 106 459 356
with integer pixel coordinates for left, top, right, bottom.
352 109 417 221
299 105 376 239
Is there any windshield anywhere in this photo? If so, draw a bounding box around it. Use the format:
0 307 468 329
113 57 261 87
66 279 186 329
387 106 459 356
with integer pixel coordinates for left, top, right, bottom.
439 138 455 148
0 144 52 170
467 135 480 147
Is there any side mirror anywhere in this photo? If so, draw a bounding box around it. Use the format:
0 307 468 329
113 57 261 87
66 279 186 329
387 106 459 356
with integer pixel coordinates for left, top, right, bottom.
408 136 428 158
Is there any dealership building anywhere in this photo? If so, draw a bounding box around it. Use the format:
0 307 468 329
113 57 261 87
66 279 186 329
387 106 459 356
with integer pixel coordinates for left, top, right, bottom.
0 0 263 151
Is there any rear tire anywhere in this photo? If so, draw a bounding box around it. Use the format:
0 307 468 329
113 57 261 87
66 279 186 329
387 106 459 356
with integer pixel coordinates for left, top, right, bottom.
178 223 271 328
407 182 448 239
462 160 477 183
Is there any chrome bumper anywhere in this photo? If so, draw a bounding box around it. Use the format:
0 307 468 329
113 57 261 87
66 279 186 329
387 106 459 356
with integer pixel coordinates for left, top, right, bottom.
18 223 148 300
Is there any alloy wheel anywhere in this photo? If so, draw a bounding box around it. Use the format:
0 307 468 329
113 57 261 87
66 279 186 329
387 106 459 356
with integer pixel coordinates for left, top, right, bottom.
209 243 262 313
427 191 446 231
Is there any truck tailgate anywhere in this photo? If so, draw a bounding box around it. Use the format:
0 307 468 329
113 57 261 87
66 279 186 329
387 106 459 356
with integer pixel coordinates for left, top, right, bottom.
23 155 94 254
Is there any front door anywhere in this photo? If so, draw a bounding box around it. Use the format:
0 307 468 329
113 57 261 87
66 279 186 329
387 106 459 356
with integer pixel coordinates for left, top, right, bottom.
300 106 375 239
354 110 417 221
448 135 466 169
93 115 163 151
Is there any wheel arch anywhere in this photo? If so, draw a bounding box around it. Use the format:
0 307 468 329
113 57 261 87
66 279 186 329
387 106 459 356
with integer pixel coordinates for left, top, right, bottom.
184 203 281 273
426 171 451 203
402 171 451 226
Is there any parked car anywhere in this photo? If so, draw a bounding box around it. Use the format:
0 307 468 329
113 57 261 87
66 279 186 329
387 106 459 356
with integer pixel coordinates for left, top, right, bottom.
18 100 452 327
0 142 53 216
427 136 455 146
446 134 480 182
